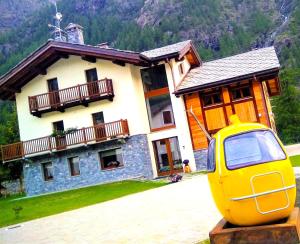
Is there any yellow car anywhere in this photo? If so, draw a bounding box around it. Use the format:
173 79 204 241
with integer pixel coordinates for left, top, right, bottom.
207 115 296 226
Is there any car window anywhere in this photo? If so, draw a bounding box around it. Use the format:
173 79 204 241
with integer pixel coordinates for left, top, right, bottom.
207 139 216 172
225 130 286 169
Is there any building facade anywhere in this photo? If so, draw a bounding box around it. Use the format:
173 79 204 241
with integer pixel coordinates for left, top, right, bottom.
0 25 281 196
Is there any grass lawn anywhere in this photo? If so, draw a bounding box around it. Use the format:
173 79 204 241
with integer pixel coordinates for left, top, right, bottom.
290 155 300 167
0 180 166 228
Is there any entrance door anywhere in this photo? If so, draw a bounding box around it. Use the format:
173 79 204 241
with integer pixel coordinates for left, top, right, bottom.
92 112 106 141
53 120 66 149
153 137 182 176
48 78 60 107
85 68 99 97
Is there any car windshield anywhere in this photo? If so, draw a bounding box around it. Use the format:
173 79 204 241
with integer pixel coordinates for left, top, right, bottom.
224 130 286 169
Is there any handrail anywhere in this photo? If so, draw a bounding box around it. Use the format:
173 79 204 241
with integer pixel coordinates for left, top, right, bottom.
28 78 114 112
0 119 129 162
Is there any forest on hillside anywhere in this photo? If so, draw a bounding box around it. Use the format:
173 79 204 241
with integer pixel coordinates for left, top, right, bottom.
0 0 299 150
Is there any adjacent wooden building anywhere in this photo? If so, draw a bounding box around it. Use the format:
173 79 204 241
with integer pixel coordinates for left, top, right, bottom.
174 47 280 151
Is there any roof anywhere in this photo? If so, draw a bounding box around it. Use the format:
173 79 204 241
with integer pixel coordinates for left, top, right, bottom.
142 40 190 59
0 41 147 100
0 39 200 100
175 47 280 95
141 40 201 65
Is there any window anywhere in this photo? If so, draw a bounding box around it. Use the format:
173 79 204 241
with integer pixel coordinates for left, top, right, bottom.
146 94 175 129
42 162 53 181
141 65 175 130
231 86 251 100
141 65 169 92
225 130 286 170
53 120 64 133
178 63 184 75
99 148 124 170
162 110 173 125
207 139 216 172
85 68 98 82
68 157 80 176
202 92 222 107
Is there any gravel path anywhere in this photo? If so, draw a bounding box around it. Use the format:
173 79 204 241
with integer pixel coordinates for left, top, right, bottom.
0 175 221 244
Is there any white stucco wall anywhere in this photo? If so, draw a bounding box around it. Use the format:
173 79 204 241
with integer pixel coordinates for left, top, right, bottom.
15 56 150 141
146 58 196 176
15 54 197 177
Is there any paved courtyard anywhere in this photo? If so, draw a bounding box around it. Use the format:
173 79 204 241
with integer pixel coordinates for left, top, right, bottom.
0 175 221 244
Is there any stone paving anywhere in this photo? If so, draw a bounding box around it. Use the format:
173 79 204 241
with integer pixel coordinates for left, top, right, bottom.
0 175 221 244
285 144 300 157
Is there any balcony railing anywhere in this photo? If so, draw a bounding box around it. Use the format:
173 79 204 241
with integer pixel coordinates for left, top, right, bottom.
1 119 129 162
28 79 114 117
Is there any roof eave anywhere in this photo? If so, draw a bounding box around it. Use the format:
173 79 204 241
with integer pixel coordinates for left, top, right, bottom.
174 67 280 96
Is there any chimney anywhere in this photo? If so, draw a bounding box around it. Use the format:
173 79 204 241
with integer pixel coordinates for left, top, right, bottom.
65 23 84 44
97 42 109 48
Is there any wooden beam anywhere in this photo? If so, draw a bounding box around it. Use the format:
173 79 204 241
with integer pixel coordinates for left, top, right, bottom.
81 55 96 63
33 67 47 76
2 86 21 93
112 60 125 67
175 56 185 62
59 53 69 59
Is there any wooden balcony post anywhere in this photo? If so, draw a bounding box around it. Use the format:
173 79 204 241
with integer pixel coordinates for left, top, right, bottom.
48 136 52 152
78 84 82 102
21 141 25 158
83 127 87 144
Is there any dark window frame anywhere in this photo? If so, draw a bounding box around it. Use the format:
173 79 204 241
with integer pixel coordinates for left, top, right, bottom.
201 90 223 108
68 157 81 177
99 148 124 170
42 162 54 181
179 63 184 75
230 85 252 101
162 110 173 125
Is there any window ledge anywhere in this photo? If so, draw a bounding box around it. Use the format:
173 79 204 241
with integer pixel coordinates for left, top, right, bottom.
151 125 176 132
100 166 125 172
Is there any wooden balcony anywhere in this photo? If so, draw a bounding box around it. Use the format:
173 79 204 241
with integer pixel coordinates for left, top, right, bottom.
28 79 114 117
1 119 129 162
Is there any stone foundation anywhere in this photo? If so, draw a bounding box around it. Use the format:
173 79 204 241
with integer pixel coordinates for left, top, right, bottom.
194 149 208 171
23 134 153 196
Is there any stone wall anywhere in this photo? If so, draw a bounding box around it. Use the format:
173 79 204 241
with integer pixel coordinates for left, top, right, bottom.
194 149 208 171
23 134 153 196
2 180 24 195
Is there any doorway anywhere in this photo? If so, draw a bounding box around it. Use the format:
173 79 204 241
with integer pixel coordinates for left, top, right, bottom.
85 68 99 97
48 78 60 107
153 137 182 176
92 112 106 141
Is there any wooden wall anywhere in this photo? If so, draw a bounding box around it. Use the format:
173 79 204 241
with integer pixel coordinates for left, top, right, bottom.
184 79 275 150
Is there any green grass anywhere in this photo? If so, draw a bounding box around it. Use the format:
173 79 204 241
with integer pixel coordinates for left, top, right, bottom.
290 155 300 167
0 180 166 228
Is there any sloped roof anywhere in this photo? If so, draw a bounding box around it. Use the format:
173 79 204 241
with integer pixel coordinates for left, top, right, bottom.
141 40 201 65
142 40 191 59
0 39 200 100
175 47 280 95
